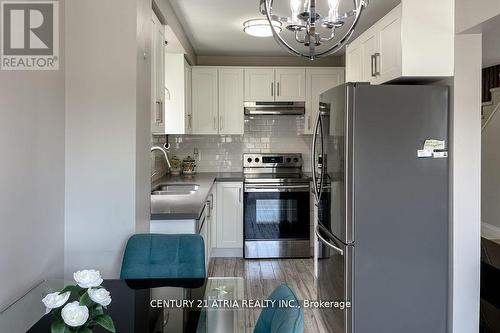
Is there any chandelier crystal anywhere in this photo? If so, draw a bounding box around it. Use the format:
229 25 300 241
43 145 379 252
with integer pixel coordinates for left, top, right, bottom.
259 0 368 60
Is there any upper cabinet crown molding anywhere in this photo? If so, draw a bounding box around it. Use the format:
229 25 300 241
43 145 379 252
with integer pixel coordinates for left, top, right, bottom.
346 0 454 84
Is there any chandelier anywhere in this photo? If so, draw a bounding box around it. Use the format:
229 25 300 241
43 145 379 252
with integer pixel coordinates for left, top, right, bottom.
259 0 368 60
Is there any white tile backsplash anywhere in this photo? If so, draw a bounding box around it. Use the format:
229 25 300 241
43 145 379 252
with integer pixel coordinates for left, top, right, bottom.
152 115 312 175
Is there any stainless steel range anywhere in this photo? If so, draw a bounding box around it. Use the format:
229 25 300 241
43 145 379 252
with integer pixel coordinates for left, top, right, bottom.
243 153 311 259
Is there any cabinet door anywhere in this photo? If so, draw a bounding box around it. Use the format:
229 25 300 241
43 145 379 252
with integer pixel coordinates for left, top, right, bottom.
376 7 402 84
216 182 243 249
219 68 244 135
361 28 379 84
199 210 209 272
184 61 192 134
244 68 275 102
275 68 306 101
345 43 362 83
304 68 344 134
164 53 186 134
151 13 165 134
192 67 218 134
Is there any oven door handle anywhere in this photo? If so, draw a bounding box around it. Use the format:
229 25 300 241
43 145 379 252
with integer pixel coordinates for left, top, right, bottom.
244 184 310 192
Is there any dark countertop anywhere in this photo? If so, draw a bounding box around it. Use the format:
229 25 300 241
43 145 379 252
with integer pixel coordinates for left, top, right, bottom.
150 172 243 220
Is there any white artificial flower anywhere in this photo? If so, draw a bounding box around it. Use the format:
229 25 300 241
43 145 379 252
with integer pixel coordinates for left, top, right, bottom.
73 269 103 288
61 301 89 327
88 287 112 306
42 291 71 314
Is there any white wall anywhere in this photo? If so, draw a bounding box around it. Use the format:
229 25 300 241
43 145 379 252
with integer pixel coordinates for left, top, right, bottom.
65 0 151 278
455 0 500 33
451 34 482 333
0 3 65 310
482 19 500 68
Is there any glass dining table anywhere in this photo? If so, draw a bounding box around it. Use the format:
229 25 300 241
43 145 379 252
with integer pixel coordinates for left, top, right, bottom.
0 277 246 333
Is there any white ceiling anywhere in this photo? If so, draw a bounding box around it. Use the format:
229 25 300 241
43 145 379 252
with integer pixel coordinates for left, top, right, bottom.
168 0 401 57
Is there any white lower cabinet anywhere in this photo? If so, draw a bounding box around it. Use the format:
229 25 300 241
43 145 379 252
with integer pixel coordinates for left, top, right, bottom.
215 182 243 255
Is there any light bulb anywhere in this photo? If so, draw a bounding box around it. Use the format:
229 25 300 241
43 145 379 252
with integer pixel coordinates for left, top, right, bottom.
303 0 311 13
290 0 302 24
327 0 340 21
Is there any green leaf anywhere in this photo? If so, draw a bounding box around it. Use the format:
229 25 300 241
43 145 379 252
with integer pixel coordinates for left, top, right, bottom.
60 285 81 297
51 319 65 333
79 292 92 307
95 315 116 333
91 305 104 317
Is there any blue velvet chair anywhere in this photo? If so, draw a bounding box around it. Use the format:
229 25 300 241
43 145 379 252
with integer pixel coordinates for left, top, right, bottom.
254 284 304 333
120 234 206 279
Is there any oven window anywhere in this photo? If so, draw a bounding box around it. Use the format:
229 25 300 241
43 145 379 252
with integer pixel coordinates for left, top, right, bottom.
245 191 310 240
256 199 298 224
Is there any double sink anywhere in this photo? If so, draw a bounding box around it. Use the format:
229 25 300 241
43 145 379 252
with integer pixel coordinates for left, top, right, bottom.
151 183 200 196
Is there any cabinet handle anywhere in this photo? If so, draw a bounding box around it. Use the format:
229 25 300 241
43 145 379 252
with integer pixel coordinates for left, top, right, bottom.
277 82 280 96
210 193 214 209
206 200 211 218
239 187 242 203
159 101 163 123
188 114 192 130
271 82 274 97
374 53 381 76
155 101 162 123
370 54 376 77
308 116 311 130
213 116 217 130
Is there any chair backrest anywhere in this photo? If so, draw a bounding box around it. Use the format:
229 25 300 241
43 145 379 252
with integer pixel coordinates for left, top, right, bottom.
254 284 304 333
120 234 205 279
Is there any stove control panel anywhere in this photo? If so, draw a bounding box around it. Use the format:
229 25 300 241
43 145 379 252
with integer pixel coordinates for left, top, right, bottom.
243 153 302 168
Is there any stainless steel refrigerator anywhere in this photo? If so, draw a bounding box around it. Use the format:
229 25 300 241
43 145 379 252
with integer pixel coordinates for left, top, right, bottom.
312 83 449 333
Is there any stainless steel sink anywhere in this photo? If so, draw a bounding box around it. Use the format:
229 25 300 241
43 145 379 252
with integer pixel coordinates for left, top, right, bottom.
151 184 199 196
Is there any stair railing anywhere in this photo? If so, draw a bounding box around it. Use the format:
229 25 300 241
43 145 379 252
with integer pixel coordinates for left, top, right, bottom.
482 101 500 132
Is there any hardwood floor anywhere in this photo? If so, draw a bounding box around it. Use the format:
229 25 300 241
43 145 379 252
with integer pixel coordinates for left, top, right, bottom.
208 258 328 332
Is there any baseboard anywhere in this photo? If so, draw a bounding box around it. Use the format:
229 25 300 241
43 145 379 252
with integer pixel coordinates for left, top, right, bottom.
211 248 243 258
482 222 500 239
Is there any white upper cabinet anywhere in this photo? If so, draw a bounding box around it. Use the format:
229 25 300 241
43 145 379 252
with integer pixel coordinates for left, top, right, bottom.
346 0 453 84
304 68 344 134
218 68 244 135
192 67 218 134
245 68 275 102
151 12 165 134
162 54 191 134
245 68 306 102
192 67 245 135
345 44 362 83
184 61 192 134
360 28 379 83
275 68 306 101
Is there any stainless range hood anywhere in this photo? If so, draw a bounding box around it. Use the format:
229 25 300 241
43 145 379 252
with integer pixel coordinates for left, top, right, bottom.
244 102 305 115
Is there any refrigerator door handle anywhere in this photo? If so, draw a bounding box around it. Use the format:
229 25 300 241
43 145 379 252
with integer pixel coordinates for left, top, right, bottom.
311 110 322 203
315 226 344 256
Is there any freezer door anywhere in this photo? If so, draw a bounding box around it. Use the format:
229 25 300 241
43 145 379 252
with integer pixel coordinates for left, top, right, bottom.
316 225 353 333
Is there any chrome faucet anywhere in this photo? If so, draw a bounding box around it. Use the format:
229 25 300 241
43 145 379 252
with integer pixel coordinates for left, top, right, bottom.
151 146 172 170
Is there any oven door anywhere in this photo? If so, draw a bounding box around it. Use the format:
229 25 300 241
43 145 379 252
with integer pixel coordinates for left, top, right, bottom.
244 183 310 240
